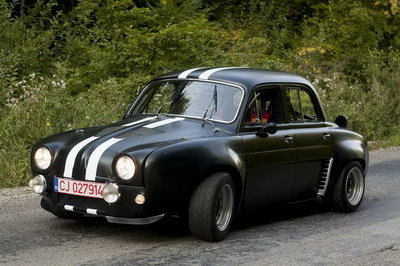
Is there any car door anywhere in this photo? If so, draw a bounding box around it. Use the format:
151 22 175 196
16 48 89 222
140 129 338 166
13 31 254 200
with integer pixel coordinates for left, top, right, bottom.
240 85 296 210
284 85 333 200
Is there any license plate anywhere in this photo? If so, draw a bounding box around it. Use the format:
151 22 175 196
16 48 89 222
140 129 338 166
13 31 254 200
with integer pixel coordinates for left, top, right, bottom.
54 177 105 199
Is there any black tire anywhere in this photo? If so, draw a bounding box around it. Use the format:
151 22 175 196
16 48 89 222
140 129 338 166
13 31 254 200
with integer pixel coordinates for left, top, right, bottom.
189 172 235 241
330 161 365 212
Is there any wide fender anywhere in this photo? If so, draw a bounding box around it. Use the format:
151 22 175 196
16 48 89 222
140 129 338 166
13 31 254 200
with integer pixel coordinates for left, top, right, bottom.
144 136 245 212
328 128 369 193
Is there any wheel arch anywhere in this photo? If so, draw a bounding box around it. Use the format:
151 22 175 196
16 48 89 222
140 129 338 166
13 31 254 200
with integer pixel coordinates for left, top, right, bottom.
354 158 366 171
143 136 246 214
326 132 368 197
195 165 244 212
329 158 366 191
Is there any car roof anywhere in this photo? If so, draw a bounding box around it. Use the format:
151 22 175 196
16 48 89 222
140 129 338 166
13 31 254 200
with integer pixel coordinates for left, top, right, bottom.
151 67 314 91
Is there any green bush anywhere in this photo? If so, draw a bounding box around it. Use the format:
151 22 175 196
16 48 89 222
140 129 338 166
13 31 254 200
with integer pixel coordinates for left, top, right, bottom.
0 0 399 188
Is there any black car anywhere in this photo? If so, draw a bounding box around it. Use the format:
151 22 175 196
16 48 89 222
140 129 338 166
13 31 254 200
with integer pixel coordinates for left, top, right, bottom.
29 67 368 241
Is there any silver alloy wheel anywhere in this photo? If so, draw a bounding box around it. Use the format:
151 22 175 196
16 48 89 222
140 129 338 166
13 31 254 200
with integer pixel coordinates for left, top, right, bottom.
215 183 234 231
345 167 364 206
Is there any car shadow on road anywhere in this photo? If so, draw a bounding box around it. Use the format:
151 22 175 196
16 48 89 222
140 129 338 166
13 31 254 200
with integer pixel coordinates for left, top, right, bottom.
62 198 329 241
233 198 327 230
151 199 328 237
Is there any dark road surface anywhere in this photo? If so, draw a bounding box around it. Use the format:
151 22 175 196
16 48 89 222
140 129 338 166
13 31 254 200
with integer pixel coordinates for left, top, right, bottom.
1 147 400 265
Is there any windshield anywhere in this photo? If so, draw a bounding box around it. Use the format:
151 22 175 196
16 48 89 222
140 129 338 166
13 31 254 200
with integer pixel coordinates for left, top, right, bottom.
130 80 244 123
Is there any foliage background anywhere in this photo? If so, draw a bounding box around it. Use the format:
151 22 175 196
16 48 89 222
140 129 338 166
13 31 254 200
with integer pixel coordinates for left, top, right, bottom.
0 0 399 187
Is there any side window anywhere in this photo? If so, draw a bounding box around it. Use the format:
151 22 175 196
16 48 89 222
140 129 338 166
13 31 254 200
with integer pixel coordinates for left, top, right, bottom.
243 87 281 128
286 87 321 123
287 89 303 122
299 90 319 122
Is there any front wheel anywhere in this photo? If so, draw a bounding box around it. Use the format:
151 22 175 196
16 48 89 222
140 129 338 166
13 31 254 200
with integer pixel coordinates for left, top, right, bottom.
330 161 365 212
189 172 235 241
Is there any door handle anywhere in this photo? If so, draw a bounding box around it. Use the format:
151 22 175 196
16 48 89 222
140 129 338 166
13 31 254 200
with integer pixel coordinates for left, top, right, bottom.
322 133 331 140
284 135 294 143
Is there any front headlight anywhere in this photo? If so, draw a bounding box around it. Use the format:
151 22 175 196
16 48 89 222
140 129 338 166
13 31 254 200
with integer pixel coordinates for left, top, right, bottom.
115 155 136 180
34 146 52 170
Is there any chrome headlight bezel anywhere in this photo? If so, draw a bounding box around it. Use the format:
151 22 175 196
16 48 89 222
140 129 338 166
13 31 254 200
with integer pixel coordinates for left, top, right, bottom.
34 146 52 170
29 175 47 194
102 183 120 204
115 155 136 181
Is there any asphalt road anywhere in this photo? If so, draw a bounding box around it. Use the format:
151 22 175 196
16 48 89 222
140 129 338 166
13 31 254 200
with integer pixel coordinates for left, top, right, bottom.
1 147 400 265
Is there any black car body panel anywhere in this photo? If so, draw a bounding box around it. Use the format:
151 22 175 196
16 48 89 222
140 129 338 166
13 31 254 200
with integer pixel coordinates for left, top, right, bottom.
31 67 368 225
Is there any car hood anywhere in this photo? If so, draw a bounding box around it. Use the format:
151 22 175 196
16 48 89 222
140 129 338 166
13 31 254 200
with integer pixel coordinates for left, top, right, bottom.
33 115 230 181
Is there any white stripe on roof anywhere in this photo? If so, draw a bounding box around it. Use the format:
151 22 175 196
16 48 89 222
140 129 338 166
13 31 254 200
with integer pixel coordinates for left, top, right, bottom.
178 68 206 79
198 67 242 80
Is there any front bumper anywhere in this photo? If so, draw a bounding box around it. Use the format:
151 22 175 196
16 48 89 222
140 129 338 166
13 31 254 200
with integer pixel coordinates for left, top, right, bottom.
39 176 165 224
106 214 166 225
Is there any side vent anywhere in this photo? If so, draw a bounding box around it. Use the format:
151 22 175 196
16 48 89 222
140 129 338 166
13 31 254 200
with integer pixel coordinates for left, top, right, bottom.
317 158 333 196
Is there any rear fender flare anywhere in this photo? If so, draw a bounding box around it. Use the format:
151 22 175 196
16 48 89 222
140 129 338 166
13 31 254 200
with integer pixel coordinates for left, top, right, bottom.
327 135 368 197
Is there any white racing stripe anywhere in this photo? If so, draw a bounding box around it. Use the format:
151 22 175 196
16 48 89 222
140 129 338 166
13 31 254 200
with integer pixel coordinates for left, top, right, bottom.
86 208 98 215
63 136 99 178
198 67 242 80
178 67 205 79
144 117 185 129
85 138 123 181
64 205 74 211
122 116 157 127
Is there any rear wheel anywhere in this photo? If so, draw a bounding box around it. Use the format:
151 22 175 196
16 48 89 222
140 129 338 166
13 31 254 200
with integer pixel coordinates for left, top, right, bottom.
189 172 235 241
330 161 365 212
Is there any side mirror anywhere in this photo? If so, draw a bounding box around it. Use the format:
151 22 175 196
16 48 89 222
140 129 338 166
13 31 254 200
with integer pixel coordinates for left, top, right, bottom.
334 115 348 128
256 122 278 137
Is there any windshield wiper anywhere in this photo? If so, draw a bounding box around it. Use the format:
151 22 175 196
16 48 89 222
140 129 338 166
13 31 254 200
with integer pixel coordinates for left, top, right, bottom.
155 100 173 118
202 117 215 126
156 104 166 118
201 85 218 126
209 84 218 117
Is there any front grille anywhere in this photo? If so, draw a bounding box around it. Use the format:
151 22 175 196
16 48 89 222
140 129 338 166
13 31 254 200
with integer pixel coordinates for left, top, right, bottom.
57 193 107 211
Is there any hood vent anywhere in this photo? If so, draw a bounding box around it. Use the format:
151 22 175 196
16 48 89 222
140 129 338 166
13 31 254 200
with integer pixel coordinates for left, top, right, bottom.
317 158 333 197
